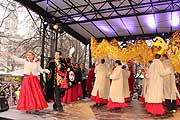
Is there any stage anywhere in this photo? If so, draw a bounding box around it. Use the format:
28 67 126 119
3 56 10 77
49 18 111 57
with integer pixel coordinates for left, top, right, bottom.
1 99 180 120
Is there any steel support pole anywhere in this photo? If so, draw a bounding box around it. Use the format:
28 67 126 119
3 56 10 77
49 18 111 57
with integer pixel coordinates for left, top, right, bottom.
55 31 58 51
40 21 47 90
89 42 92 68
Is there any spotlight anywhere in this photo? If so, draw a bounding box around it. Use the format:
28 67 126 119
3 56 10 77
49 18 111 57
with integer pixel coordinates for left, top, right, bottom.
43 21 48 28
53 24 59 30
44 21 48 25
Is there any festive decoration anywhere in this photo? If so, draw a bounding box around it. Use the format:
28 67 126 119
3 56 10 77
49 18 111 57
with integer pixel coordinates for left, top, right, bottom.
168 30 180 73
152 36 166 55
90 30 180 73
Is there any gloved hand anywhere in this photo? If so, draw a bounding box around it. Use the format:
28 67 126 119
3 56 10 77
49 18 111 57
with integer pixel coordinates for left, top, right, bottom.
44 69 50 74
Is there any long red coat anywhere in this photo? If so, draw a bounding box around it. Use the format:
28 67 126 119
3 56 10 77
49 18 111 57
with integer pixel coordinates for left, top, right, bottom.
86 67 95 94
128 68 134 96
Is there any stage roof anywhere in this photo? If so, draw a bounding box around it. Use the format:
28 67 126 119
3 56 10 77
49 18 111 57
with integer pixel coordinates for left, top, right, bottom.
15 0 180 44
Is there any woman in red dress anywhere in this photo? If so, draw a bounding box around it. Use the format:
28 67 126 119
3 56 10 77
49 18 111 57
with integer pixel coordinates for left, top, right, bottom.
11 51 48 113
127 62 134 98
61 62 77 103
86 64 95 96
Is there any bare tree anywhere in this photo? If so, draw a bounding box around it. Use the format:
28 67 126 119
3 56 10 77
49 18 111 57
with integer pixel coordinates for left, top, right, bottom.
57 33 86 64
0 0 87 72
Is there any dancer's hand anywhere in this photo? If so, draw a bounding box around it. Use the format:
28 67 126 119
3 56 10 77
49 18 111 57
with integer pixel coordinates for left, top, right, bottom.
69 82 72 86
67 68 70 71
43 69 50 74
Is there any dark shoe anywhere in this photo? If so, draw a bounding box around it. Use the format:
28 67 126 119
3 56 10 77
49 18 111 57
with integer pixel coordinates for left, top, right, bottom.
26 111 31 114
92 104 98 108
153 114 161 119
96 104 101 108
57 108 64 112
53 104 57 111
165 112 174 117
170 110 177 113
92 103 101 108
110 107 121 112
158 113 173 119
78 97 82 100
100 103 107 106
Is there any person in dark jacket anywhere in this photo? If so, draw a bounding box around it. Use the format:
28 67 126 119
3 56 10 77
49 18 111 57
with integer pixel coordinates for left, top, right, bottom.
46 51 68 112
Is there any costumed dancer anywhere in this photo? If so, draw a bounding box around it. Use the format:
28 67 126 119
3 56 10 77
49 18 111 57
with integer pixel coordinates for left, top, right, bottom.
127 60 135 98
107 60 128 111
61 58 77 103
46 51 68 112
81 63 88 99
91 59 110 107
86 63 95 97
122 65 131 103
139 61 152 103
45 57 54 103
61 47 79 103
178 74 180 94
74 63 83 99
145 54 170 116
10 51 49 113
176 73 180 106
162 54 180 114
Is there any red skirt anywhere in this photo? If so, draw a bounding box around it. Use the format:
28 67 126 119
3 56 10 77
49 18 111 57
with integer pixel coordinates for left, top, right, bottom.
145 103 165 115
61 87 74 103
139 96 145 103
17 75 48 111
125 97 131 103
61 85 80 103
107 98 128 108
77 83 83 97
72 85 78 101
86 80 93 94
91 91 108 104
176 97 180 106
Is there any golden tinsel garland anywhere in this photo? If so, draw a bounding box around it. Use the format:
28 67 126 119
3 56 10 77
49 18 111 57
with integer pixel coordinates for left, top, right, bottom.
90 30 180 73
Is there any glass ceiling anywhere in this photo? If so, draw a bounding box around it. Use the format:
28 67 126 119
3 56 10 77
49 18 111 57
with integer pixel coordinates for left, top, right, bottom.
15 0 180 44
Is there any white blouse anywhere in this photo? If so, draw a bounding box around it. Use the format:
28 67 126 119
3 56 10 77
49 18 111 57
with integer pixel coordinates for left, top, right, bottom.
12 55 43 76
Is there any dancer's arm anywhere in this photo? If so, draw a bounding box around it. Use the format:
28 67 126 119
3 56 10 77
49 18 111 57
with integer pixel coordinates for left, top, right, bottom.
11 55 25 64
37 61 50 74
0 51 25 64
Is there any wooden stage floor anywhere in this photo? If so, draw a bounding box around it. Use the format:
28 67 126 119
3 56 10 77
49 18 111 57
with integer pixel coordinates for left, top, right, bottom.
0 99 180 120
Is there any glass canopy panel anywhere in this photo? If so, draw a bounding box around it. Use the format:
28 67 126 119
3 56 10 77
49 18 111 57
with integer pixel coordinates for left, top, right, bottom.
155 13 171 33
121 16 143 35
93 20 117 37
80 22 105 38
107 18 130 36
69 24 92 39
70 0 87 6
37 1 55 12
138 14 157 34
172 11 180 31
50 0 69 9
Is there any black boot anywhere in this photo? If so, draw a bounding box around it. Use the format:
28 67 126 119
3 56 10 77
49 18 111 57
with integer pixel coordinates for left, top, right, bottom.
57 107 64 112
53 103 57 111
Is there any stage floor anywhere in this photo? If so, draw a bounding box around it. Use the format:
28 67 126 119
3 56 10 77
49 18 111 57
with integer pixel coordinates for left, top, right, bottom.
1 99 180 120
